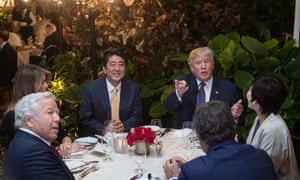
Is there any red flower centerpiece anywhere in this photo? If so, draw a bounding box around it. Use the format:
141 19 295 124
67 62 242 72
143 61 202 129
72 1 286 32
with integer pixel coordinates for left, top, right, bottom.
127 126 156 146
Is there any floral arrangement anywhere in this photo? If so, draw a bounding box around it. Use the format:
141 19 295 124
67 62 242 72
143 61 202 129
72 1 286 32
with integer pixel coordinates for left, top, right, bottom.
127 126 156 146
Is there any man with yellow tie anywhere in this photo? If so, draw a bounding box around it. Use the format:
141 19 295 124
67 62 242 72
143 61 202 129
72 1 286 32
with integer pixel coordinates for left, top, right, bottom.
78 48 143 136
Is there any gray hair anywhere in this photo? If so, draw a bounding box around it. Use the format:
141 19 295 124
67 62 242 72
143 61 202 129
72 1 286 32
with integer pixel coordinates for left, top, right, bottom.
193 100 236 146
14 92 56 128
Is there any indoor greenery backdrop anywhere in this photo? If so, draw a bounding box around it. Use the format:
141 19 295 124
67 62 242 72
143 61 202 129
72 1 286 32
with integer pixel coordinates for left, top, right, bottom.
43 0 298 142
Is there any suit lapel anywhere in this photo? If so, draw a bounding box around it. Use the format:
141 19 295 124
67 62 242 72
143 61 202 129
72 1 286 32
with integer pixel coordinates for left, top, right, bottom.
119 80 128 119
99 78 111 120
186 75 198 106
210 77 220 100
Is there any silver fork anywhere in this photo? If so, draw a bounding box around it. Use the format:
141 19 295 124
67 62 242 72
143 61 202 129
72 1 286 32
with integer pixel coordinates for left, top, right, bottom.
77 163 99 180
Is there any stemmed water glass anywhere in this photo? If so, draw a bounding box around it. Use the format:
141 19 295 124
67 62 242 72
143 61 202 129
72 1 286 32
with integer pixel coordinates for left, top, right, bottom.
102 138 114 162
182 121 192 129
150 119 162 128
130 145 146 174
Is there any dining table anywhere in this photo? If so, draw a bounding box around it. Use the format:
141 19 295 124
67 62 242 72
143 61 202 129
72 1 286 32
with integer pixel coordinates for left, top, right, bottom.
69 128 206 180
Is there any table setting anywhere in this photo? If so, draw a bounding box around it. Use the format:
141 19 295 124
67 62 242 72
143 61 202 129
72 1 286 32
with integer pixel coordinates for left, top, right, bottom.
64 125 205 180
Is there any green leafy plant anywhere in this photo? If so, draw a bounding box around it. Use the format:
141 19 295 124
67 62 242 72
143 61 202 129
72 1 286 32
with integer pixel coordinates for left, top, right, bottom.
207 32 300 142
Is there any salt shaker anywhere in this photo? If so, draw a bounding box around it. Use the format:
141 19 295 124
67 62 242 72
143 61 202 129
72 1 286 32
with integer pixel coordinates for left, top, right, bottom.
156 141 163 157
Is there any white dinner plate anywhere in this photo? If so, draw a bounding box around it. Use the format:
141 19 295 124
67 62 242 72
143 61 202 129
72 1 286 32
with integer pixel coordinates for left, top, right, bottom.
143 125 160 132
64 159 87 173
70 150 88 158
74 137 98 145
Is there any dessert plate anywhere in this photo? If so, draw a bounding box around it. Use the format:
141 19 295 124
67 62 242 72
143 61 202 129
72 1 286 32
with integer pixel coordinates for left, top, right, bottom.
75 137 98 145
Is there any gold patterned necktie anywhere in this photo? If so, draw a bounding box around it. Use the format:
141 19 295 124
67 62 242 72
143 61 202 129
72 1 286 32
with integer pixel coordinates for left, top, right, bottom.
111 87 119 120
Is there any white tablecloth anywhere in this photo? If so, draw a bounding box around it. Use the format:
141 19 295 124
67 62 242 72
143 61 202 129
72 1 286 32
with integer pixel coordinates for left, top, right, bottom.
73 129 205 180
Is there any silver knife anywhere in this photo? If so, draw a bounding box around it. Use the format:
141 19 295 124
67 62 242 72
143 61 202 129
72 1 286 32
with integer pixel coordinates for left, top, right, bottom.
77 164 99 180
129 173 143 180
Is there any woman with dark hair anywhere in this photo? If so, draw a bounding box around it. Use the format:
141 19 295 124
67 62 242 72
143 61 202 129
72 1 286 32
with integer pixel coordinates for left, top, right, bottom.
246 75 299 180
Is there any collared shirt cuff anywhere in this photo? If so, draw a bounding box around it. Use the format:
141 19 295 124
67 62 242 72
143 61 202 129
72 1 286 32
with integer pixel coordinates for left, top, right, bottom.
169 177 178 180
175 89 182 102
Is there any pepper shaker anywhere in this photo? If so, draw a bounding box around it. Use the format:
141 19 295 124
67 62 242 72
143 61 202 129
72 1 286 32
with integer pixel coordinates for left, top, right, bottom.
156 141 163 157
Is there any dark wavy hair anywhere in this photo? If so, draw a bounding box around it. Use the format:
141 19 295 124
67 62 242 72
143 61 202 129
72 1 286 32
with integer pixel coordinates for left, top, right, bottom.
0 30 9 41
250 75 287 115
192 100 236 146
102 48 127 67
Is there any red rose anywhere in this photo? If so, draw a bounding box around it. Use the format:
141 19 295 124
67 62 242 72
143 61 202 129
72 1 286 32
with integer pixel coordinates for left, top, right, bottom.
126 126 156 146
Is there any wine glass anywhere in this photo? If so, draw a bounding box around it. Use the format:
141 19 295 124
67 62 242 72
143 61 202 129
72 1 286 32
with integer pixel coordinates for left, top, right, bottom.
182 121 192 129
130 145 146 174
102 139 114 162
150 119 162 128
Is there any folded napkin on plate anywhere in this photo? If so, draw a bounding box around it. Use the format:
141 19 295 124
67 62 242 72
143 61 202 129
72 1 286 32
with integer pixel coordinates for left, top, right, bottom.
172 129 192 138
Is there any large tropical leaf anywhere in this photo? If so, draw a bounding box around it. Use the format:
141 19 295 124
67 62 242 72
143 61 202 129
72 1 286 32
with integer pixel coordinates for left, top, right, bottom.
217 40 235 70
234 70 254 96
241 36 267 57
208 34 230 53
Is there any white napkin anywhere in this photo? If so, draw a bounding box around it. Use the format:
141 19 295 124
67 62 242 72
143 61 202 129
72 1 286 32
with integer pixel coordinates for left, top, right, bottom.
172 128 192 138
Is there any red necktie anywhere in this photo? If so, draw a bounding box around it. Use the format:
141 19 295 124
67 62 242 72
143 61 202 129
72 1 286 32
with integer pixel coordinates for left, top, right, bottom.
50 144 62 158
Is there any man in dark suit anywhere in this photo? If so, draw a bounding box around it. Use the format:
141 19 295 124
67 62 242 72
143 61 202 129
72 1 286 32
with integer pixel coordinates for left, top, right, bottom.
163 101 277 180
165 47 244 128
0 30 17 87
3 92 75 179
78 48 142 136
43 23 66 68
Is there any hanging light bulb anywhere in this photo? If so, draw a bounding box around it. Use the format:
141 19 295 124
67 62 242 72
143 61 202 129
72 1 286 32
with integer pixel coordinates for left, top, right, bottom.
123 0 134 7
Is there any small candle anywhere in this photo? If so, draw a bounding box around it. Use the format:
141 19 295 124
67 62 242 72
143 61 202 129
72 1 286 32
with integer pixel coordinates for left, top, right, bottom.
114 136 127 153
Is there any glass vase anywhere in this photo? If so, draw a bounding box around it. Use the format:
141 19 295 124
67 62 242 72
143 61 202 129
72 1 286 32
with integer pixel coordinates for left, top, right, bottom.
134 141 150 155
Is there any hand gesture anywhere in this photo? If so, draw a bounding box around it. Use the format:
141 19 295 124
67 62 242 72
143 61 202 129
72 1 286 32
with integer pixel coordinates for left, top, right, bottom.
231 99 243 119
174 80 189 97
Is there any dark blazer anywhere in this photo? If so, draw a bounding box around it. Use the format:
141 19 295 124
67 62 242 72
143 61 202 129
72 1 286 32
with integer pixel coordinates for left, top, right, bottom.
178 140 277 180
78 77 142 136
3 130 75 180
2 110 68 147
0 42 17 86
165 74 244 128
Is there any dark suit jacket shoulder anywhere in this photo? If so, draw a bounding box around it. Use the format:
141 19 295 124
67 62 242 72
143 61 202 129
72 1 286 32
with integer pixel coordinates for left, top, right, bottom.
3 130 74 180
179 140 277 180
78 77 142 136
